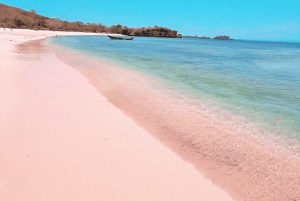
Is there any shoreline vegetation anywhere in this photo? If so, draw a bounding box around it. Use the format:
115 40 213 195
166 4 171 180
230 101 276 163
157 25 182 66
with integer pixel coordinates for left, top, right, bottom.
0 3 182 38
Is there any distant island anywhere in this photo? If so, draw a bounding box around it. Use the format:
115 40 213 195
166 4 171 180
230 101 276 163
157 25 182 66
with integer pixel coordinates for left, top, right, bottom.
0 3 182 38
183 35 233 40
183 36 210 39
199 36 210 39
213 35 232 40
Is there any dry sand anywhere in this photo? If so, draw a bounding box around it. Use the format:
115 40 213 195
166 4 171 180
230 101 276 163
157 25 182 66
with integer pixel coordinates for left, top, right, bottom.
0 29 233 200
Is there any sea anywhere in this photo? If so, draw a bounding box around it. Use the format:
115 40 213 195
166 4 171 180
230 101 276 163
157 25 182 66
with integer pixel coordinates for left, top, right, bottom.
51 36 300 141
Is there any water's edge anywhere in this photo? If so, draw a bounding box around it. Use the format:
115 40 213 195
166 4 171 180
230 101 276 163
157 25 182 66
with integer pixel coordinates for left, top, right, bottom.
50 36 300 139
49 38 300 201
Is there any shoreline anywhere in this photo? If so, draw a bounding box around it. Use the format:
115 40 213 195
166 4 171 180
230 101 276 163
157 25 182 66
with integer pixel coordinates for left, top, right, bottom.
50 35 300 200
0 29 234 200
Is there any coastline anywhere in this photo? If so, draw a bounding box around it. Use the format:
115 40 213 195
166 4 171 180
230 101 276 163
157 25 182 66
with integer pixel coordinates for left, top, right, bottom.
0 29 234 200
50 35 300 200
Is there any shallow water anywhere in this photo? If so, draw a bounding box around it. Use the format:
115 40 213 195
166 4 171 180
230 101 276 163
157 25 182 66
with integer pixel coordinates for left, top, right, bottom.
51 36 300 140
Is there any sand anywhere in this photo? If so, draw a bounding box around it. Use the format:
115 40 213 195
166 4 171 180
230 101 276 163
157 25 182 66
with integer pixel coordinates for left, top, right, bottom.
0 29 234 200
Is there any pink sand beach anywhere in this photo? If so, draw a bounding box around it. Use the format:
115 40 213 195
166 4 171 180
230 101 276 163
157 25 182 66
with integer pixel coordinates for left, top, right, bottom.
51 33 300 201
0 29 234 200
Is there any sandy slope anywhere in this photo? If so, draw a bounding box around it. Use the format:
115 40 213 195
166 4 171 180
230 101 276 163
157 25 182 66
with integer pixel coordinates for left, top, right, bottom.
0 29 233 201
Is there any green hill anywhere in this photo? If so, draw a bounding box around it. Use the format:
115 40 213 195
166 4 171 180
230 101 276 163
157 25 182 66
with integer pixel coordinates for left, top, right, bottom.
0 3 181 37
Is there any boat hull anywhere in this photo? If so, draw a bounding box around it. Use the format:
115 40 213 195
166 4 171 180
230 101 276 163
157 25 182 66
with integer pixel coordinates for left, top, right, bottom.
108 35 134 40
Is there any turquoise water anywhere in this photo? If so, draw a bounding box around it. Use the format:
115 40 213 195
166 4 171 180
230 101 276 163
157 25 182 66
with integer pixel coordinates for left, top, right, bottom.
51 36 300 139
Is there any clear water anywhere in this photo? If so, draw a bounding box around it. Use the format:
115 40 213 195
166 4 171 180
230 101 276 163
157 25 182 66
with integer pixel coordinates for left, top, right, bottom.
51 36 300 139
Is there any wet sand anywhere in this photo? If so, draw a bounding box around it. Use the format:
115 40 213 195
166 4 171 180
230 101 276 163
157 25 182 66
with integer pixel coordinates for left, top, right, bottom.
0 29 234 200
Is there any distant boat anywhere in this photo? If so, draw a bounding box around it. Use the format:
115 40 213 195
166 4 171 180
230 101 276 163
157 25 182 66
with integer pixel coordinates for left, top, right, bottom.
107 35 134 40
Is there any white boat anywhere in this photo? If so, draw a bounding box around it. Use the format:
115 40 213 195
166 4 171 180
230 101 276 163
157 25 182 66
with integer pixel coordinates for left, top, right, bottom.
107 35 134 40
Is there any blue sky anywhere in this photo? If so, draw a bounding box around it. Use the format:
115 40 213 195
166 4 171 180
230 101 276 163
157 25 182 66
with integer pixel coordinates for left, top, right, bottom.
2 0 300 41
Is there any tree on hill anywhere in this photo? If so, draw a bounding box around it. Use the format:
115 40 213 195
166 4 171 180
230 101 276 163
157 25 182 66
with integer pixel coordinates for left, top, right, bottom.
30 9 36 14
